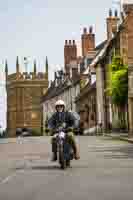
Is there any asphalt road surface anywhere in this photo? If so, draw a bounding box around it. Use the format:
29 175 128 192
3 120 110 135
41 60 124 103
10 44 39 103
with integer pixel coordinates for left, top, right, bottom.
0 136 133 200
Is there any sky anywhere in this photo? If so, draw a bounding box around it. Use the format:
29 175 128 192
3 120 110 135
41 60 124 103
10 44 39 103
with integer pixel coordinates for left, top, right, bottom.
0 0 122 129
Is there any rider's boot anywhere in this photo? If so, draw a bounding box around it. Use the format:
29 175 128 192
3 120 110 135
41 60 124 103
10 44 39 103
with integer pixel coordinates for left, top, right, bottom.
72 141 80 160
51 152 57 161
51 137 57 161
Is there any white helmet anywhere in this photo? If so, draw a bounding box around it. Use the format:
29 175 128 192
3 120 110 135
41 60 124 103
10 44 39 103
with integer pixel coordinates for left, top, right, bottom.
55 100 65 108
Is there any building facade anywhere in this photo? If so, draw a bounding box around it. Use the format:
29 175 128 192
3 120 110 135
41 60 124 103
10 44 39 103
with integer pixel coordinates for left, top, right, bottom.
89 5 133 133
75 82 97 134
5 57 49 137
42 70 80 132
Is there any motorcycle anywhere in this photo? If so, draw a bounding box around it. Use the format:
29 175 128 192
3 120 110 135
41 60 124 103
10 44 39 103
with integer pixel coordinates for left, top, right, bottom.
54 126 74 169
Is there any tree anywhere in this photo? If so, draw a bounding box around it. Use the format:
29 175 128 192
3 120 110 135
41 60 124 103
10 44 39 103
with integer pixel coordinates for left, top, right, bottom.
108 56 128 129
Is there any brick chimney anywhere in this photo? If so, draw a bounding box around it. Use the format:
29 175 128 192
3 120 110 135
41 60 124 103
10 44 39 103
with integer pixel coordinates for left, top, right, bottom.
106 9 120 40
81 26 95 57
64 39 77 76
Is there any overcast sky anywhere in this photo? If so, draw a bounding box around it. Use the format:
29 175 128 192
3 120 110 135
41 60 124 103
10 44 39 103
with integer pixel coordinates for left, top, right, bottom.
0 0 122 129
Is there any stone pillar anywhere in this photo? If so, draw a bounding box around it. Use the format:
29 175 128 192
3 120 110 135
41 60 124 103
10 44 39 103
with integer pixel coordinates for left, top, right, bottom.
128 65 133 136
128 98 133 136
96 64 106 132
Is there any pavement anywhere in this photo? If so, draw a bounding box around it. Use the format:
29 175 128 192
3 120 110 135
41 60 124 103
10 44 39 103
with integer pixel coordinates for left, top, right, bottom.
0 136 133 200
104 132 133 143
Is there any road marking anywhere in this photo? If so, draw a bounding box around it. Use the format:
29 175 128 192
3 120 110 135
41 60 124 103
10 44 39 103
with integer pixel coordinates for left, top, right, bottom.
0 172 17 185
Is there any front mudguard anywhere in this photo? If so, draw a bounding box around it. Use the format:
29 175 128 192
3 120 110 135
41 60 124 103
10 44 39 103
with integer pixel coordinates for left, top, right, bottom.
63 142 73 161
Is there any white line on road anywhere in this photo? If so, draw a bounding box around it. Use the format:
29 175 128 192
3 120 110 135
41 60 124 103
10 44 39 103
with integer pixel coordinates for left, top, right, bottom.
0 172 17 185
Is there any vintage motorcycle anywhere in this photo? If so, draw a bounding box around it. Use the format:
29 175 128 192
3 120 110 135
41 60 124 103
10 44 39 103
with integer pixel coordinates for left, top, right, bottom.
54 125 74 169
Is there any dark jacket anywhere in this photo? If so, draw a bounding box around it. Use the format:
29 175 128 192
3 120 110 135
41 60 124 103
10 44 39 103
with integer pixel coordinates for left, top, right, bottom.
48 111 77 130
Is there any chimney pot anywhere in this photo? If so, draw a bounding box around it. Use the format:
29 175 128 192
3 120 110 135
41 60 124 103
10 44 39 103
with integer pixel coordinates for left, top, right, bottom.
73 40 75 45
89 26 93 34
83 27 87 34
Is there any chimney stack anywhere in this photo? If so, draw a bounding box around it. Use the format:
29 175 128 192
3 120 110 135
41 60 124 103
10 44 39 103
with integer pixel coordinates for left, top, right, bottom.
106 9 120 40
64 39 77 77
81 26 95 57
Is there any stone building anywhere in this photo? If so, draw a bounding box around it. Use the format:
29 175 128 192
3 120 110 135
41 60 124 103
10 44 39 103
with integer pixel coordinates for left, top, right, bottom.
42 38 81 128
75 82 97 134
124 3 133 135
5 57 49 137
42 69 80 132
75 27 107 134
86 10 120 131
88 5 133 134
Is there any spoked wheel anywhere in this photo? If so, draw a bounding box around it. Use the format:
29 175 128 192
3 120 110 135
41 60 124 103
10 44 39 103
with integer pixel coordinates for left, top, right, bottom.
59 151 66 169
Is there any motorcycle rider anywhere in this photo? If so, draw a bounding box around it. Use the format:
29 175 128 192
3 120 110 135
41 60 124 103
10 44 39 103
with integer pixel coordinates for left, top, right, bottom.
48 100 80 161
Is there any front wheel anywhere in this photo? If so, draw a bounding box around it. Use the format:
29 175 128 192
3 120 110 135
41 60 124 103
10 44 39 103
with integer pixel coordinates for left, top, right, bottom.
59 146 66 169
61 159 66 169
59 149 66 169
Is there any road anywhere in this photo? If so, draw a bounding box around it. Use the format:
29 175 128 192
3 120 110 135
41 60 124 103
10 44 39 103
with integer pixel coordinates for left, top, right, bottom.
0 136 133 200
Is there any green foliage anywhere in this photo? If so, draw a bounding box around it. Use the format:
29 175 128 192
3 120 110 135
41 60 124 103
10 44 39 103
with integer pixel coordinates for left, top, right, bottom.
111 55 125 71
108 56 128 106
80 79 86 89
31 128 42 136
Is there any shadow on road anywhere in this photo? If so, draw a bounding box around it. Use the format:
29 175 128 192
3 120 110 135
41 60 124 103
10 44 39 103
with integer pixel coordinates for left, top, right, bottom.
15 165 62 171
32 165 61 170
14 164 89 171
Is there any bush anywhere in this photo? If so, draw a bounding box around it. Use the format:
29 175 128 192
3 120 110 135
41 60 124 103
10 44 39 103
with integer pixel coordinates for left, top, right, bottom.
31 129 42 136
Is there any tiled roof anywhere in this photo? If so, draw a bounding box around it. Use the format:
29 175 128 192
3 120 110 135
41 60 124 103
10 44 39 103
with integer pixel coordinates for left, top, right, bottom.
75 81 96 102
82 40 108 74
89 12 132 68
90 39 112 68
42 74 80 102
95 40 107 51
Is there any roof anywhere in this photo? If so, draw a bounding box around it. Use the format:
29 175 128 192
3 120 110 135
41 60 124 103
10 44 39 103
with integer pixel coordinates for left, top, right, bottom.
95 40 107 51
89 9 133 68
83 12 133 72
42 74 80 102
75 81 96 102
83 40 108 74
89 39 113 68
